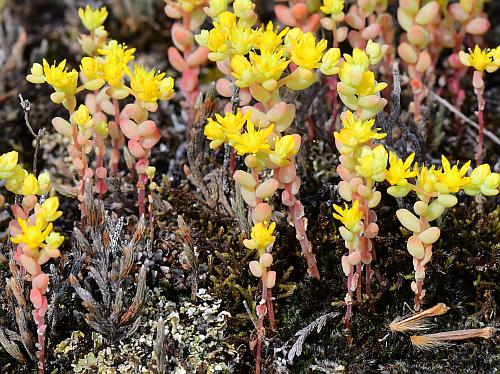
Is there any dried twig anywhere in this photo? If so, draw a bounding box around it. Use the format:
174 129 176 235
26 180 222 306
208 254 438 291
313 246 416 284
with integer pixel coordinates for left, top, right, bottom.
18 94 46 174
429 91 500 147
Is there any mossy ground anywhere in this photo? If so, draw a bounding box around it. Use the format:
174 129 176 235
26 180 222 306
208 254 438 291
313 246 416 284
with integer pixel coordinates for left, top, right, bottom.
0 0 499 373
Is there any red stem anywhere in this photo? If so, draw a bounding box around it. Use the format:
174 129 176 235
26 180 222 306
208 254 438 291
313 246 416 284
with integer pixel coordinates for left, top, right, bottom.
476 105 484 165
111 99 121 176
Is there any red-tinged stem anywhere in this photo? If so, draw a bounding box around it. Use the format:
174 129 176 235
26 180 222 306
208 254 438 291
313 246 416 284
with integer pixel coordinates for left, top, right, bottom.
365 263 373 308
345 264 354 345
266 285 275 332
229 149 236 175
137 158 148 217
476 101 484 166
149 191 154 242
68 107 87 225
111 99 121 176
355 263 362 303
414 276 423 312
306 117 315 140
255 323 263 374
36 315 46 374
284 176 320 280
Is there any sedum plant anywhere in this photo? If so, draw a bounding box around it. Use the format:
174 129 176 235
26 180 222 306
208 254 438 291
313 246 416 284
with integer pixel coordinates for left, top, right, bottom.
26 6 175 219
330 44 388 337
386 153 500 311
397 0 441 124
458 45 500 164
332 111 387 336
442 0 490 133
200 5 352 368
164 0 209 121
274 0 322 33
0 151 64 373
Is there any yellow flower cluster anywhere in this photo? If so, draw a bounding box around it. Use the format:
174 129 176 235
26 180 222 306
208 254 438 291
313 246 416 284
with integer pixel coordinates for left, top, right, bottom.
459 45 500 73
78 5 108 32
334 111 386 155
0 151 52 196
204 110 298 167
27 60 78 95
27 10 175 111
196 8 342 98
337 43 388 119
386 154 499 200
10 197 64 264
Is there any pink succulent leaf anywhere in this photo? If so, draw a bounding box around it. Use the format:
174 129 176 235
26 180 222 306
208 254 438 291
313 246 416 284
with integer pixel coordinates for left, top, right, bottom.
120 118 140 140
128 139 146 158
168 47 189 73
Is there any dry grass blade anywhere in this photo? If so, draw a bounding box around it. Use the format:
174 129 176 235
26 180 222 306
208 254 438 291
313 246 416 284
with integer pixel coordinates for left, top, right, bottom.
389 303 449 333
411 327 496 350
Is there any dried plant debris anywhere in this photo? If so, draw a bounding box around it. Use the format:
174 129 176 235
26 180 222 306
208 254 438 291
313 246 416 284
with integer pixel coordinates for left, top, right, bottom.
53 287 238 372
70 196 149 343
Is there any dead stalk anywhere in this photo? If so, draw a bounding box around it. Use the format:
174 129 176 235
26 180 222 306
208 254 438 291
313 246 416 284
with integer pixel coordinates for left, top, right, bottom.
411 327 496 349
389 303 449 333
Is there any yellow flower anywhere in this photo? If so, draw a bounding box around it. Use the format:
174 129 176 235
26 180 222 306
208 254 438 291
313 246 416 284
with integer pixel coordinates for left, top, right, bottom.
99 40 136 65
433 156 470 194
229 121 275 156
129 65 175 105
339 49 370 85
21 173 40 196
11 217 53 250
0 151 19 180
205 27 228 61
230 55 257 87
290 32 328 69
38 196 63 223
355 145 388 182
78 5 108 31
320 0 344 15
269 135 297 166
459 45 498 73
205 0 228 18
204 110 250 149
386 152 417 186
332 200 362 231
228 24 259 56
493 46 500 66
27 59 78 94
337 48 388 119
72 104 93 128
233 0 255 18
320 48 341 75
249 49 290 83
44 231 64 249
256 22 288 52
334 111 386 154
365 39 386 65
5 165 26 194
37 172 52 195
415 165 438 194
98 40 136 86
243 221 276 252
463 164 500 196
80 57 100 81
